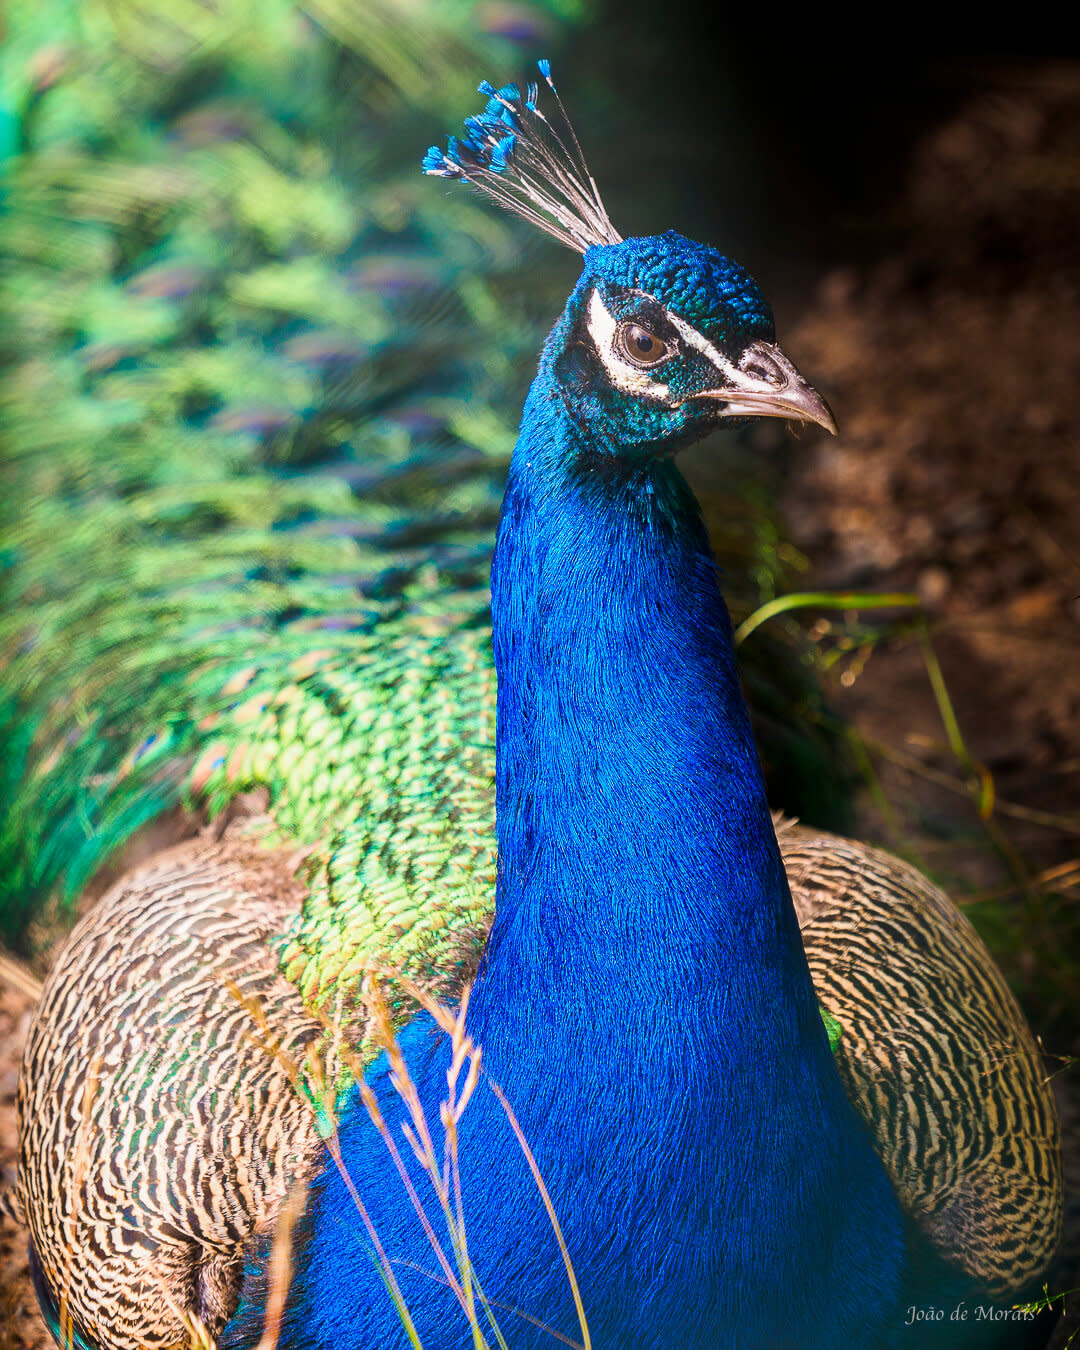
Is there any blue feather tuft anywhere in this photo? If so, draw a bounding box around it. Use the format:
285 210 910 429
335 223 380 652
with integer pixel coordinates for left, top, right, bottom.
421 145 451 175
420 62 620 253
489 134 516 173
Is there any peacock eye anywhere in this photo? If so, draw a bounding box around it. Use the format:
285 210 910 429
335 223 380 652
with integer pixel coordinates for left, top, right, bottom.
618 322 670 368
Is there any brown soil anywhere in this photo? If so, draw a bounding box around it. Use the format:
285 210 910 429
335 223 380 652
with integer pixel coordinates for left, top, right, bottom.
781 66 1080 1047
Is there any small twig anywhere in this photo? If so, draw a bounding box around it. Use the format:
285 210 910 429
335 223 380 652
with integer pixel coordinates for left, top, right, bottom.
385 1258 585 1350
938 619 1080 652
845 728 919 858
916 625 995 820
968 858 1080 907
863 735 1080 835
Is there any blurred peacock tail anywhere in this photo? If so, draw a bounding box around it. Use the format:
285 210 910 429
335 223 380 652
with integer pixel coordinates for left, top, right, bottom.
4 23 1064 1350
1 6 566 1336
0 0 564 949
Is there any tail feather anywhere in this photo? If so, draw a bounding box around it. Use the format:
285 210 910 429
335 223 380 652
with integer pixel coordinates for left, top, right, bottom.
0 1 563 943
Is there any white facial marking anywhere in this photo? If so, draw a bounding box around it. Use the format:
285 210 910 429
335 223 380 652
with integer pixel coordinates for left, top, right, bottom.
587 289 789 412
586 290 672 403
664 309 740 381
664 310 799 409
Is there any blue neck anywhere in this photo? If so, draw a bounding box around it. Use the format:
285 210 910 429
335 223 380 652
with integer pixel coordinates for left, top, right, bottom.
465 360 911 1339
476 363 830 1087
249 347 926 1350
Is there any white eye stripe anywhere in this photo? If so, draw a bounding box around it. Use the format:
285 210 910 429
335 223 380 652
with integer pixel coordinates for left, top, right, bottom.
586 289 776 404
663 309 740 381
586 290 673 403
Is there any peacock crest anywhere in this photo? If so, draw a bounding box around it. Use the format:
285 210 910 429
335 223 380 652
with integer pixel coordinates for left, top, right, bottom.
422 61 621 254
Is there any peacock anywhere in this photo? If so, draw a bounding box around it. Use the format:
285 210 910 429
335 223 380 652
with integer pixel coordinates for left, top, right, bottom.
5 30 1063 1350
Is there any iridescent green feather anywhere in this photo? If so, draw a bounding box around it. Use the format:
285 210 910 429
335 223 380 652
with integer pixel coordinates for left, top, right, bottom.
0 0 554 946
0 0 848 982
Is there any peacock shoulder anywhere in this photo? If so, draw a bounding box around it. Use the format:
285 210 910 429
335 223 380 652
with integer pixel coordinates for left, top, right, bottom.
780 817 1063 1300
274 606 497 1016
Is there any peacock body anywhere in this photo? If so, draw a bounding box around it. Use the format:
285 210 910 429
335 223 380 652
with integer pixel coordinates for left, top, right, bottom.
213 207 1061 1347
2 21 1063 1350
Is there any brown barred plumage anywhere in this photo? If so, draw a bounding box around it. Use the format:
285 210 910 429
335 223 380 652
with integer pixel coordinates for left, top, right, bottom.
17 831 327 1349
780 820 1062 1299
16 817 1062 1349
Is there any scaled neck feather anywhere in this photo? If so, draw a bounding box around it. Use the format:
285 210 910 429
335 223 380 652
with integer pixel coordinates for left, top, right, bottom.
477 355 824 1062
460 360 911 1341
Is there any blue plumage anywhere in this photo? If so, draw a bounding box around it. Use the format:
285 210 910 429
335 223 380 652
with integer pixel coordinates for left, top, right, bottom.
222 209 1028 1345
586 231 773 335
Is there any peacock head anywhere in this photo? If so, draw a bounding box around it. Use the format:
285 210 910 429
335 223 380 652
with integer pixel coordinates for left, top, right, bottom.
552 231 833 451
424 63 835 456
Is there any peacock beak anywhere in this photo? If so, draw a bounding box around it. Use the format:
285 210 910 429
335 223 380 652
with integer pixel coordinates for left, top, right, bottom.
697 341 837 434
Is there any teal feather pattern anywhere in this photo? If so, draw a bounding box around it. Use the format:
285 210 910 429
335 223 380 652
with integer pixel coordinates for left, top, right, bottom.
0 0 548 945
0 1 843 951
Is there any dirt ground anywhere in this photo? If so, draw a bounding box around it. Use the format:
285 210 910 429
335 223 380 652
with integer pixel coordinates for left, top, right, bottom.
782 65 1080 1047
1 63 1078 1350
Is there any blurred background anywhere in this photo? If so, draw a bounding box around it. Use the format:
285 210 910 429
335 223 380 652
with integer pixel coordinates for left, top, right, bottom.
0 1 1077 1342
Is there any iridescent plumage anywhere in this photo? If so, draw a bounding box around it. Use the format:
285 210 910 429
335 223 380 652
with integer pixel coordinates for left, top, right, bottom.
6 40 1063 1350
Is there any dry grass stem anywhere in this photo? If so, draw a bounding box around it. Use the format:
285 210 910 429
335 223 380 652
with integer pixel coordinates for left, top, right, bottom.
255 1180 308 1350
485 1078 591 1350
230 968 591 1348
320 1125 424 1349
860 734 1080 836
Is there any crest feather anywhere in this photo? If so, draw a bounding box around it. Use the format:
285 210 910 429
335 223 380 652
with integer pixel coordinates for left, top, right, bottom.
422 62 621 254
